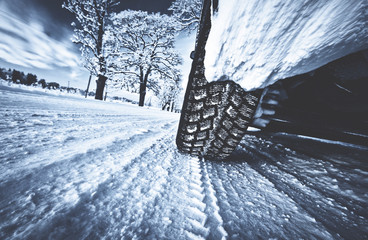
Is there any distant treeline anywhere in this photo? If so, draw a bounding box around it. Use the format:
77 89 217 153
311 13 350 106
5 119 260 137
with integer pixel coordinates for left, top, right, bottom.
0 67 94 96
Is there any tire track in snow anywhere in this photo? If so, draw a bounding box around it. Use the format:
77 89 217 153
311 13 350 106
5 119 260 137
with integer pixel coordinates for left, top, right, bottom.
237 136 361 239
266 143 368 219
242 135 367 206
203 160 250 239
181 157 208 239
0 118 171 182
26 125 182 239
0 120 178 239
119 145 225 240
0 117 166 181
252 146 368 223
125 148 209 240
198 158 227 239
203 154 335 239
164 155 227 240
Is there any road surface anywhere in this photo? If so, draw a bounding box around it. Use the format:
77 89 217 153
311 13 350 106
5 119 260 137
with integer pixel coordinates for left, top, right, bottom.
0 84 367 239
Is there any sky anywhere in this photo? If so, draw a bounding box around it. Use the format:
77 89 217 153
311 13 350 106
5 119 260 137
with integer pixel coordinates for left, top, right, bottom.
0 0 178 90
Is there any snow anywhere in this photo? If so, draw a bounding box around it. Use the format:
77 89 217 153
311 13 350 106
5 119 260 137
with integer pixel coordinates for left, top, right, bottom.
205 0 368 90
0 85 367 239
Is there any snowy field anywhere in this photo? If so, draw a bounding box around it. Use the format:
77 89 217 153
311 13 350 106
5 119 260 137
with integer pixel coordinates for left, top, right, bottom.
0 85 367 239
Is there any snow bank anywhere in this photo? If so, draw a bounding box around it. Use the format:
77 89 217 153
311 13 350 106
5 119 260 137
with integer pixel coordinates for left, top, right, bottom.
205 0 368 90
0 79 77 97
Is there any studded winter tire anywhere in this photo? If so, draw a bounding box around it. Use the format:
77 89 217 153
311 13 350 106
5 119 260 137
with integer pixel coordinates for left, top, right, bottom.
177 78 261 159
175 0 261 159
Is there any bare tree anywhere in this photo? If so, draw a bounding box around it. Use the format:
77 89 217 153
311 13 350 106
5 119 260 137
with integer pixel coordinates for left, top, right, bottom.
107 10 182 107
62 0 117 100
169 0 202 32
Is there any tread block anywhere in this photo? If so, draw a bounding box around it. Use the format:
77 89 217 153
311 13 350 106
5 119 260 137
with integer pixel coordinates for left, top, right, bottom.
230 93 243 106
188 112 201 122
213 139 224 148
181 147 191 152
193 141 205 147
187 123 198 134
222 147 234 154
226 137 239 147
217 128 229 140
234 118 249 128
239 104 253 119
203 107 216 119
225 105 238 118
205 94 221 106
192 147 202 152
208 83 225 95
181 141 193 148
192 78 207 87
197 131 208 141
222 117 233 130
230 128 245 138
194 88 207 100
188 101 204 111
245 93 259 106
200 119 212 131
183 133 195 141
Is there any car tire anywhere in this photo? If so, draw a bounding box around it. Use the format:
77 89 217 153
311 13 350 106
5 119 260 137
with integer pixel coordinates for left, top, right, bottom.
176 75 261 159
176 0 261 159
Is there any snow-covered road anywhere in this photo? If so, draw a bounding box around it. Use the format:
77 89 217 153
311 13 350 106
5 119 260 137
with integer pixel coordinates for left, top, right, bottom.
1 85 367 239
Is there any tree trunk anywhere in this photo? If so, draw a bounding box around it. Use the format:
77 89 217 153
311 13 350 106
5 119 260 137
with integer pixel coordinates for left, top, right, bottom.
171 101 175 112
138 67 151 107
85 74 92 98
94 8 106 101
162 102 169 111
95 75 107 100
139 81 147 107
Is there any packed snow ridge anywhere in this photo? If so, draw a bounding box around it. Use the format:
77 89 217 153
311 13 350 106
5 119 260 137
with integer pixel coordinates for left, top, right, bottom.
205 0 368 90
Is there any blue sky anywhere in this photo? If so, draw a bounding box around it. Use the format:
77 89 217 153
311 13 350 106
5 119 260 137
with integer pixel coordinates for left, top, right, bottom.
0 0 175 89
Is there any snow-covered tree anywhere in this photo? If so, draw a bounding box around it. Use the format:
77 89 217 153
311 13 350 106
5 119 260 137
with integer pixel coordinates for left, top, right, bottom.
107 11 182 107
109 73 139 94
158 73 182 112
62 0 117 100
169 0 202 32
